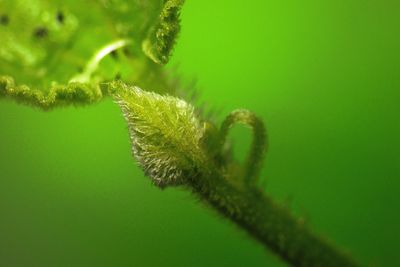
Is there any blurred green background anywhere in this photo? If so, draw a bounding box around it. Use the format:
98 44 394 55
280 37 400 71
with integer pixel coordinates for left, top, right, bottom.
1 0 399 266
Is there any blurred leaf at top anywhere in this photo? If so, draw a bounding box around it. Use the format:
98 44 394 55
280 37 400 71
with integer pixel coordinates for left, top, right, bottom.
0 0 184 94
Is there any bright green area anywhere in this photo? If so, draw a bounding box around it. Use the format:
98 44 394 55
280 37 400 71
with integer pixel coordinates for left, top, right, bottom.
0 0 399 266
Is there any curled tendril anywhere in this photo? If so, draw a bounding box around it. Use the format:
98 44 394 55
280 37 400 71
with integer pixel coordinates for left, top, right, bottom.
219 109 268 187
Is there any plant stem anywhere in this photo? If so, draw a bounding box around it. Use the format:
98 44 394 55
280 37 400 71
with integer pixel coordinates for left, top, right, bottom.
189 172 362 267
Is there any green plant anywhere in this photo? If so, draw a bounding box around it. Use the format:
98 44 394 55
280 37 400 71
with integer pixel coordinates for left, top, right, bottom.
0 1 363 266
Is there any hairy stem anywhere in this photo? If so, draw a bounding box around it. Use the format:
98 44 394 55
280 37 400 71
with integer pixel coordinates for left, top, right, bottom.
113 84 363 267
189 172 361 267
0 79 363 267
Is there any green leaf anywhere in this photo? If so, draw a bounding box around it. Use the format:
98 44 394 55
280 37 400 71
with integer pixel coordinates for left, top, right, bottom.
0 0 185 98
0 75 106 110
112 81 207 188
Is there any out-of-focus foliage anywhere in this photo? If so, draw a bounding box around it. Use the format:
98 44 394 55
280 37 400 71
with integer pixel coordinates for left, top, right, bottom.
0 0 183 97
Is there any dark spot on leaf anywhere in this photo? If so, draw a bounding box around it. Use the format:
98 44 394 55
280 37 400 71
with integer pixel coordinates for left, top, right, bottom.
56 11 64 24
123 48 131 57
115 73 121 80
77 66 83 73
34 27 48 38
110 50 118 59
0 14 9 25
